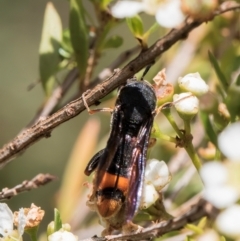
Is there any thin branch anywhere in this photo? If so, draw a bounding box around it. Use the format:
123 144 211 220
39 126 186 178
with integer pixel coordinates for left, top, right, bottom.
62 46 140 105
79 197 219 241
25 68 79 129
26 46 139 129
0 173 56 200
166 165 196 202
0 3 239 168
89 46 140 88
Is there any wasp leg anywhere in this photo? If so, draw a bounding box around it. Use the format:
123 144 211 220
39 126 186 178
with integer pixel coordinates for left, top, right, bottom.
82 92 113 115
122 221 143 234
84 149 105 176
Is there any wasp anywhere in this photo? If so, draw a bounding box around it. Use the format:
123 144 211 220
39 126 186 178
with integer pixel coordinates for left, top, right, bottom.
84 78 157 235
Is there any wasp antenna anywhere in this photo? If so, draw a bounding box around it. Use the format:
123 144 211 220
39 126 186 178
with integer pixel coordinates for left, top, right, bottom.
141 63 154 80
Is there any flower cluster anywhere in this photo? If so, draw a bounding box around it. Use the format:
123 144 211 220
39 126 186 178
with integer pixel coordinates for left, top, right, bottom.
0 203 44 241
111 0 218 28
173 72 209 120
48 229 77 241
200 122 240 239
140 159 171 209
111 0 185 28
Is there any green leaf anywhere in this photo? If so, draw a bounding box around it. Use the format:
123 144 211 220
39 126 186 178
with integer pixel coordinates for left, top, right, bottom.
126 15 144 38
100 0 113 9
54 209 62 232
69 0 89 79
142 22 159 42
25 226 38 241
200 111 218 147
208 51 229 92
60 29 74 56
197 217 207 229
186 224 203 234
236 73 240 86
103 35 123 49
39 2 62 96
225 85 240 121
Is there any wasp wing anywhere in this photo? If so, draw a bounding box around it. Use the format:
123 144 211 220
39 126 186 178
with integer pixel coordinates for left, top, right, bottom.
94 107 124 185
125 116 154 222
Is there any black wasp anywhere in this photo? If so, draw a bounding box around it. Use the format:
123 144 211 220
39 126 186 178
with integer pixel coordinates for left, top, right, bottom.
84 78 157 234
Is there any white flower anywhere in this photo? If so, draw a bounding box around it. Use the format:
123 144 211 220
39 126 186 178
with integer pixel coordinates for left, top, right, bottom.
0 204 25 241
200 161 228 187
0 203 13 237
218 122 240 162
216 204 240 238
111 0 185 28
154 0 185 28
173 92 199 116
197 230 220 241
203 185 238 209
140 183 159 209
48 230 78 241
145 159 171 190
178 72 209 96
17 209 27 237
200 162 239 209
111 1 144 18
140 159 171 209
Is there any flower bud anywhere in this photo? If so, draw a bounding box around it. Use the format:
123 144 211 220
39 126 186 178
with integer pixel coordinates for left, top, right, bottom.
152 69 174 107
200 162 227 187
111 1 144 18
47 221 55 237
200 162 239 209
178 73 209 96
48 230 78 241
173 92 199 120
181 0 218 20
13 204 44 230
218 122 240 162
140 183 159 209
203 185 238 209
145 159 171 191
216 205 240 239
62 223 71 232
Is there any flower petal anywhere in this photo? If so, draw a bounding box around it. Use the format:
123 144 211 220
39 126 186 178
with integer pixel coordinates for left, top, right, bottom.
155 0 185 28
216 205 240 238
0 203 13 237
203 185 239 209
218 122 240 161
145 159 171 190
178 72 209 96
200 161 228 187
48 230 78 241
173 92 199 115
18 208 27 236
111 1 144 18
140 183 159 209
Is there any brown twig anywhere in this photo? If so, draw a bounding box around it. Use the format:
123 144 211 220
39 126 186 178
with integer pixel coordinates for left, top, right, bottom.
0 3 239 168
26 46 139 129
0 173 56 200
78 197 219 241
25 68 79 129
63 46 140 105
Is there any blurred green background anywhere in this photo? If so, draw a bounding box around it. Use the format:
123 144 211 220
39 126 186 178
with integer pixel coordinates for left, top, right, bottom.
0 0 89 236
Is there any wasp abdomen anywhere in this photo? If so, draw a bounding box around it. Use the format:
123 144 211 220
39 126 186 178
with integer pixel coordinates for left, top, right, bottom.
96 187 125 218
